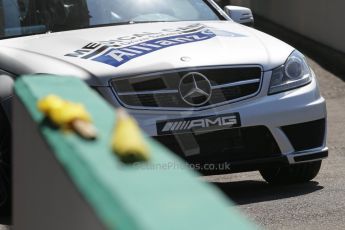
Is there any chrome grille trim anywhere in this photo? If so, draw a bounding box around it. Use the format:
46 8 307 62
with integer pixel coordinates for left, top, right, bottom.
117 78 260 96
211 78 260 90
110 65 263 111
118 89 179 96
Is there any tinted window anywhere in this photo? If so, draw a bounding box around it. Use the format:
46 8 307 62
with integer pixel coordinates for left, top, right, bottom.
0 0 222 39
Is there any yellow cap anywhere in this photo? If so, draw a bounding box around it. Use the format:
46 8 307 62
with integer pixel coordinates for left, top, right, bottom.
38 95 92 128
111 109 150 163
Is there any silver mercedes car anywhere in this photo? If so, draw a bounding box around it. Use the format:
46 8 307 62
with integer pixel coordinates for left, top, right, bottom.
0 0 327 217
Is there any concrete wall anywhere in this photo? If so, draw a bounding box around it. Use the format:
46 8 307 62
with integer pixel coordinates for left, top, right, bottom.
13 95 107 230
228 0 345 54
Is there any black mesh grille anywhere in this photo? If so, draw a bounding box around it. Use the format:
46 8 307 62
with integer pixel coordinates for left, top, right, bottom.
121 93 182 107
211 83 259 102
154 126 281 164
282 119 326 151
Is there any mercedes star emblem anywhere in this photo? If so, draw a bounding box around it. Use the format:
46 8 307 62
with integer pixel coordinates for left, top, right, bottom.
179 72 212 106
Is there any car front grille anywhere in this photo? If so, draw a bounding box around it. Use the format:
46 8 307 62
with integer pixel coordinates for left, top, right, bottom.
110 66 262 110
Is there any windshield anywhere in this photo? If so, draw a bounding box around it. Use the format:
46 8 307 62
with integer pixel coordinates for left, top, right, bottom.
0 0 222 39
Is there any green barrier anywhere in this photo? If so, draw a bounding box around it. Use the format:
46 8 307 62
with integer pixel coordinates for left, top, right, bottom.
13 75 257 230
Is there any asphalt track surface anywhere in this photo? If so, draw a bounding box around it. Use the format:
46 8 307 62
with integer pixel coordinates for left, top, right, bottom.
2 27 345 230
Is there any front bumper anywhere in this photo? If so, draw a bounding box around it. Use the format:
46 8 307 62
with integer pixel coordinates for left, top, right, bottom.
153 119 327 173
99 70 328 172
201 148 329 175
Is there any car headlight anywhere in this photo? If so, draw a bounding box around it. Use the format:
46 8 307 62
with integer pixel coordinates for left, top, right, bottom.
269 50 312 94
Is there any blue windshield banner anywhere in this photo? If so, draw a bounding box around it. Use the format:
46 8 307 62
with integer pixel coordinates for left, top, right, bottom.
64 24 245 68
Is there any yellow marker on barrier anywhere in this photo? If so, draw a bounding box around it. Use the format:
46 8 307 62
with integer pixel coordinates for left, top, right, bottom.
111 109 150 163
38 95 98 139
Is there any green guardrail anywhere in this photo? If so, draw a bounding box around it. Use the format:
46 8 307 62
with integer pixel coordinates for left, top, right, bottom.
14 75 257 230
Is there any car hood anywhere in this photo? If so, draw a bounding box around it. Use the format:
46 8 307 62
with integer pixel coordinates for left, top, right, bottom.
0 21 294 86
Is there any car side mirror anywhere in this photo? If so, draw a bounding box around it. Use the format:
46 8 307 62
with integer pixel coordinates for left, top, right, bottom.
224 5 254 27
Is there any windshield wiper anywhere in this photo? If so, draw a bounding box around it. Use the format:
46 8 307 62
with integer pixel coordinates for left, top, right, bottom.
129 20 173 24
78 20 172 30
